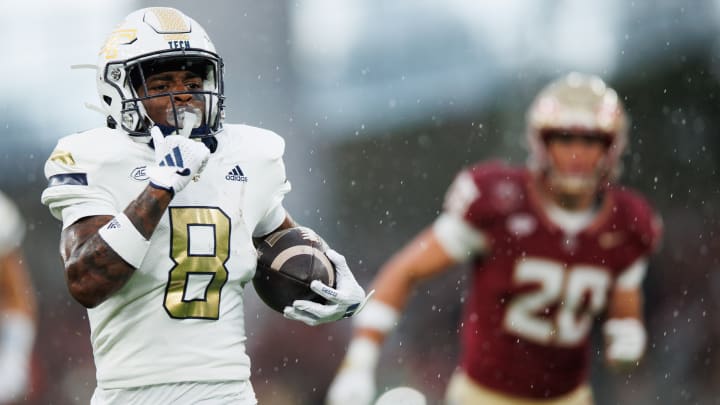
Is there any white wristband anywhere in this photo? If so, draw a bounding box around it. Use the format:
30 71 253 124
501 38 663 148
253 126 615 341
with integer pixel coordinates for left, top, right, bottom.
353 299 399 334
432 213 486 261
0 312 34 363
604 318 646 362
344 336 380 370
98 213 150 268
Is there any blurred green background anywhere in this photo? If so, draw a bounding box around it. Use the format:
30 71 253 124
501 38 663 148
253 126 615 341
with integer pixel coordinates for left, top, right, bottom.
1 1 719 404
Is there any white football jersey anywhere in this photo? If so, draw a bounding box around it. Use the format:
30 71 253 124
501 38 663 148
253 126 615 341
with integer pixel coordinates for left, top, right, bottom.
0 191 24 257
41 124 292 389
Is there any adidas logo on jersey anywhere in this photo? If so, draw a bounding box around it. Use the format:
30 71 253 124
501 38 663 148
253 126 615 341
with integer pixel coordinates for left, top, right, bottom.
225 165 248 182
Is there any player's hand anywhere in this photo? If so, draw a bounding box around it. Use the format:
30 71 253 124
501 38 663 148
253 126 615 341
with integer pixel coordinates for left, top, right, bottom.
0 353 30 403
146 123 210 195
326 337 379 405
604 318 646 369
326 364 376 405
283 249 370 326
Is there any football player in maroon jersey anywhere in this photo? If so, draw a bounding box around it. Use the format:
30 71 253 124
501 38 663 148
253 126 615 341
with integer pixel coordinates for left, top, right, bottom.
327 73 662 405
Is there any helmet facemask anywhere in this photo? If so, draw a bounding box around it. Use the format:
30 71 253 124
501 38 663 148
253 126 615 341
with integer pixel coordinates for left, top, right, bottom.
540 129 614 196
103 50 224 140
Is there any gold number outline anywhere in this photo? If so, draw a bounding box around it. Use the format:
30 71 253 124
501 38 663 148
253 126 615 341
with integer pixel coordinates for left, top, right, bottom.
164 206 231 320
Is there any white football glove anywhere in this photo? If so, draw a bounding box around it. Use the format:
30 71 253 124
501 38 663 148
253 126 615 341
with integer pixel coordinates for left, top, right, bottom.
0 313 34 403
283 249 370 326
604 318 646 364
147 120 210 195
326 337 379 405
0 352 29 403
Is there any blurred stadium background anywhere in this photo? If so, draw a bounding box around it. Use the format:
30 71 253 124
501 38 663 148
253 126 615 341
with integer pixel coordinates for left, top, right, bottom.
2 0 720 403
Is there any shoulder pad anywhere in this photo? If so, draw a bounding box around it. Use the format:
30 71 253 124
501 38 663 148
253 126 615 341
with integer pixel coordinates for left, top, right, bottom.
444 161 526 229
221 124 286 161
467 161 528 213
42 128 135 221
45 127 134 179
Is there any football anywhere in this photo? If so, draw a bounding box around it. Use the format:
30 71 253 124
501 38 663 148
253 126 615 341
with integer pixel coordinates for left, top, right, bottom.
253 227 336 313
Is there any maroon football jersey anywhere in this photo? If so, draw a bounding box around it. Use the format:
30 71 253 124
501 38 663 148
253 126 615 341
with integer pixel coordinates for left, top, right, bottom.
445 161 661 399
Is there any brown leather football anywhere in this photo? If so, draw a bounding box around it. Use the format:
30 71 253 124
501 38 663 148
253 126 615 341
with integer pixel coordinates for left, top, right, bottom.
253 227 336 313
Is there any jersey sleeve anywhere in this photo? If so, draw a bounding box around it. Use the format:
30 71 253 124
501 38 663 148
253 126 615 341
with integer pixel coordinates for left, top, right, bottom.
250 133 292 238
622 191 663 257
609 190 662 287
41 140 118 229
253 168 291 237
449 162 521 228
433 165 499 261
0 191 25 256
615 257 648 289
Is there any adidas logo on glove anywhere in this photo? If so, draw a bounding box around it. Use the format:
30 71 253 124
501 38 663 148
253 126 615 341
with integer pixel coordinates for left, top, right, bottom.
106 218 121 229
225 165 248 182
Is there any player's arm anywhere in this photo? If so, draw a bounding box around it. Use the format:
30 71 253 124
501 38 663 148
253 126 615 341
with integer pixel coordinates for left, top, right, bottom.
327 169 486 405
60 128 210 308
356 169 486 340
0 248 36 402
61 186 172 308
327 214 484 405
603 197 662 369
252 213 298 246
350 168 487 343
603 258 648 369
607 284 643 319
0 248 36 319
356 227 458 343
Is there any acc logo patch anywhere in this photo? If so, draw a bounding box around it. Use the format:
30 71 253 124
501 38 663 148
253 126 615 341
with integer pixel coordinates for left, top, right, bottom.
130 166 149 181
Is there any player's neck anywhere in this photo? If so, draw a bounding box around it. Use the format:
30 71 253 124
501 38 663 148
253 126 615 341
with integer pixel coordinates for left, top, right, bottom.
544 200 597 236
537 176 598 211
533 177 602 235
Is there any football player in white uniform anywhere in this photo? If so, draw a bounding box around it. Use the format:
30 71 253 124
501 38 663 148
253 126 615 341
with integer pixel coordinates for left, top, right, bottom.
41 7 367 405
0 191 36 404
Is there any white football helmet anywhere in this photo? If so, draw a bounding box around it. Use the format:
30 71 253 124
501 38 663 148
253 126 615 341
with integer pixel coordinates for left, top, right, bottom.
526 72 628 188
96 7 224 141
